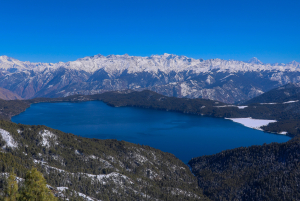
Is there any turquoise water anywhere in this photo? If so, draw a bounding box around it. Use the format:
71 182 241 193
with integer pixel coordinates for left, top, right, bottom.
12 101 290 163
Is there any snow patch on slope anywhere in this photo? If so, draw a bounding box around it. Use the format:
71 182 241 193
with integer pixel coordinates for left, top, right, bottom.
56 187 101 201
34 159 132 185
85 172 133 185
0 173 24 183
39 130 58 148
0 128 18 149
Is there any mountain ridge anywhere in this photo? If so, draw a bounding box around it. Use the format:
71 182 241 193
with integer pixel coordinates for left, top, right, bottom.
1 54 300 73
1 54 300 103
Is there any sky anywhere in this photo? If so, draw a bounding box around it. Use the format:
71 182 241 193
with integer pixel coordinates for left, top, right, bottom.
0 0 299 63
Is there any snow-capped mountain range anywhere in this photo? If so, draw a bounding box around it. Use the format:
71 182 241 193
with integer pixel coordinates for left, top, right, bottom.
0 53 300 103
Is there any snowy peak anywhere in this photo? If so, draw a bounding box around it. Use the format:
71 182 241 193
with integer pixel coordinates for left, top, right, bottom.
0 54 300 75
288 60 300 67
0 55 10 61
247 57 263 65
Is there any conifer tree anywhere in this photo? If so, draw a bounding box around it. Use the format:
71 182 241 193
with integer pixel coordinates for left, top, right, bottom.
4 170 19 201
19 168 57 201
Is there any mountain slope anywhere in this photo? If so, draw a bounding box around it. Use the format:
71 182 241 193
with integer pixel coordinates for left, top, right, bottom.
244 83 300 104
0 120 209 201
0 87 22 100
1 54 300 103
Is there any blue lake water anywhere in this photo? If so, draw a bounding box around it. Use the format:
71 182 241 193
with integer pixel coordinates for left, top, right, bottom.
12 101 290 163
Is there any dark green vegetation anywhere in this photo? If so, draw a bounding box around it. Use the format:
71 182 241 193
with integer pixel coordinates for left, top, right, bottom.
0 100 29 120
0 121 208 200
188 137 300 201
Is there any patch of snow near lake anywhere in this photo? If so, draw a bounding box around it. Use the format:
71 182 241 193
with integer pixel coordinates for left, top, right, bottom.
39 130 57 148
283 100 299 104
260 102 277 105
226 117 277 131
278 131 288 135
215 105 236 108
259 100 298 105
0 128 18 149
214 105 248 109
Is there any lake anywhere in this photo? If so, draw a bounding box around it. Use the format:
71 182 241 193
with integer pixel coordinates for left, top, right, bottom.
12 101 290 163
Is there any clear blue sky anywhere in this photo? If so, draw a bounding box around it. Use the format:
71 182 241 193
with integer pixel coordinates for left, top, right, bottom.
1 0 299 63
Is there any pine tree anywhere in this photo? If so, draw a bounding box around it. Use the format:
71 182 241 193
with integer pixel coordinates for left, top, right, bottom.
4 170 19 201
19 168 57 201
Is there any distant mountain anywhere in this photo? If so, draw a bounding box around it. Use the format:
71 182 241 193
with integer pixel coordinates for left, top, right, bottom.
0 54 300 103
247 57 263 65
244 83 300 104
0 87 22 100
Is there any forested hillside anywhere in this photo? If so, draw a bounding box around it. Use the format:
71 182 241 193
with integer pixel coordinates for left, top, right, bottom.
244 83 300 104
0 121 209 200
188 136 300 201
